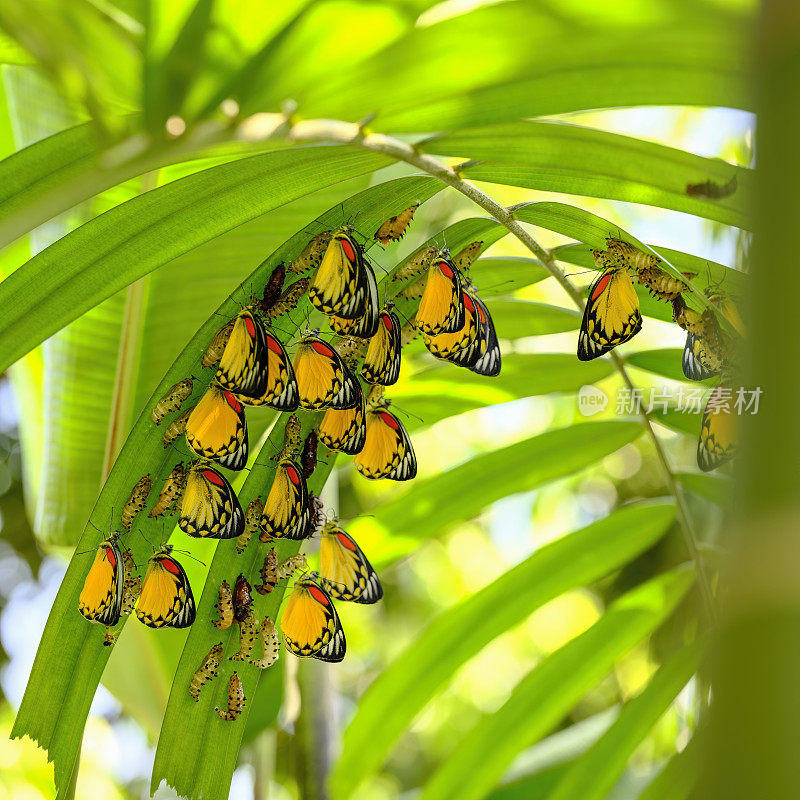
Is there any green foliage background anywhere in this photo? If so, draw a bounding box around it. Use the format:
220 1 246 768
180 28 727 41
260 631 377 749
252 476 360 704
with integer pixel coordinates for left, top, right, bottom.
0 1 781 800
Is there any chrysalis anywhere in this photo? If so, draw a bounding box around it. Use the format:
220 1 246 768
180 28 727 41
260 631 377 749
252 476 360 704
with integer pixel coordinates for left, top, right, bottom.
122 474 151 531
232 573 254 624
152 378 194 425
392 246 436 282
255 548 279 595
189 643 223 701
289 231 332 274
215 672 245 721
374 201 420 244
212 580 233 630
236 497 264 554
230 614 259 662
250 618 280 670
264 279 310 320
162 408 192 449
121 550 142 615
300 431 318 479
451 240 483 274
149 463 187 518
203 318 236 368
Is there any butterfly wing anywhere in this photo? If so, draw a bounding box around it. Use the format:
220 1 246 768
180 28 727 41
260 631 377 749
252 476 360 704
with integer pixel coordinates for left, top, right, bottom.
319 524 383 604
682 333 717 381
424 290 481 367
281 576 346 662
79 537 124 626
329 261 380 339
293 337 359 410
416 258 465 335
318 398 366 455
215 310 269 397
697 385 737 472
470 294 501 377
309 230 368 319
578 268 642 361
361 309 401 386
185 386 247 467
136 551 196 628
179 465 244 538
236 331 299 411
355 407 417 481
261 459 310 540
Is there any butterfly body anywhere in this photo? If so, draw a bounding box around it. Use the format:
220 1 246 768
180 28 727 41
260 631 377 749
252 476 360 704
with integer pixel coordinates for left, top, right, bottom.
281 573 346 662
135 546 196 629
179 463 244 539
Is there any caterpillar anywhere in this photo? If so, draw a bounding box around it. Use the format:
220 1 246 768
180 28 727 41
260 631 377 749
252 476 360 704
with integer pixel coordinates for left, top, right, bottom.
152 378 194 425
121 550 142 615
202 318 236 368
215 672 245 721
236 497 264 554
232 574 254 624
149 462 187 518
288 231 332 274
162 408 192 448
392 246 436 282
300 431 318 479
255 548 278 595
212 580 233 630
229 612 259 661
264 279 310 320
250 617 280 670
122 474 151 531
374 201 420 244
189 642 223 701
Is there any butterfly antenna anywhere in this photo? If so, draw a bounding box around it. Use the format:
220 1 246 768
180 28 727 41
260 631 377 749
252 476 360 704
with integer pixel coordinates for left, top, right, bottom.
172 548 207 567
393 404 424 424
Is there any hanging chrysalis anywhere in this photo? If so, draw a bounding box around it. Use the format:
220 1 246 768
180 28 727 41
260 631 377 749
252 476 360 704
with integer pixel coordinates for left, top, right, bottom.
289 231 332 274
149 463 187 518
203 318 236 368
230 614 259 662
264 279 310 320
255 548 279 595
250 618 280 670
189 643 223 701
122 474 151 531
277 553 308 581
215 672 245 721
162 408 192 448
300 431 318 478
152 378 194 425
392 246 436 283
451 241 483 274
374 201 420 244
232 574 254 624
255 263 286 315
121 550 142 615
236 497 264 554
212 580 233 630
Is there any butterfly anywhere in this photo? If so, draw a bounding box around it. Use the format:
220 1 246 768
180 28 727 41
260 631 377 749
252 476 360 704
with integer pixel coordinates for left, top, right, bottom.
309 226 368 319
318 395 366 455
260 458 311 540
292 332 361 410
424 289 482 367
577 265 642 361
179 462 244 538
215 309 270 398
135 545 196 628
374 202 420 244
416 255 465 336
281 572 346 662
469 292 502 377
682 290 743 381
697 383 737 472
329 260 379 339
234 330 299 411
354 401 417 481
185 384 248 470
361 306 401 386
79 532 124 627
319 522 383 604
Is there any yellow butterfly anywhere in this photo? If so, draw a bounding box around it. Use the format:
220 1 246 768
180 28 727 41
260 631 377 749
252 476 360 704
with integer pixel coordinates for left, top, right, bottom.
261 458 311 540
698 383 737 472
309 227 368 319
469 291 502 377
185 384 248 470
179 462 244 538
135 545 196 628
318 396 366 455
281 572 346 662
682 289 743 381
354 401 417 481
234 329 299 411
319 522 383 604
361 306 401 386
424 289 481 366
329 261 379 339
79 532 124 627
215 309 269 398
577 264 642 361
416 256 465 336
292 332 361 410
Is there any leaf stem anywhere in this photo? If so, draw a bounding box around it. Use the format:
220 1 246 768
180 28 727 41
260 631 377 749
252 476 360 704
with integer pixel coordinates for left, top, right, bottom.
284 118 718 626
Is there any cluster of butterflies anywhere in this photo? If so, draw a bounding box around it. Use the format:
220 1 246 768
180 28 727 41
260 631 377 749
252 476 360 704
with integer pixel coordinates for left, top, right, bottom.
577 237 743 471
77 202 502 711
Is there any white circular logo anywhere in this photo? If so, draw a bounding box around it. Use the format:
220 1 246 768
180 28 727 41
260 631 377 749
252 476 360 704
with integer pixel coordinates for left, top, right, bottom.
578 385 608 417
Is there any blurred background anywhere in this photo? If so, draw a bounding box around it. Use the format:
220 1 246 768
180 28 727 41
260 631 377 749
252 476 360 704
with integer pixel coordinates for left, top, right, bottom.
0 0 758 799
